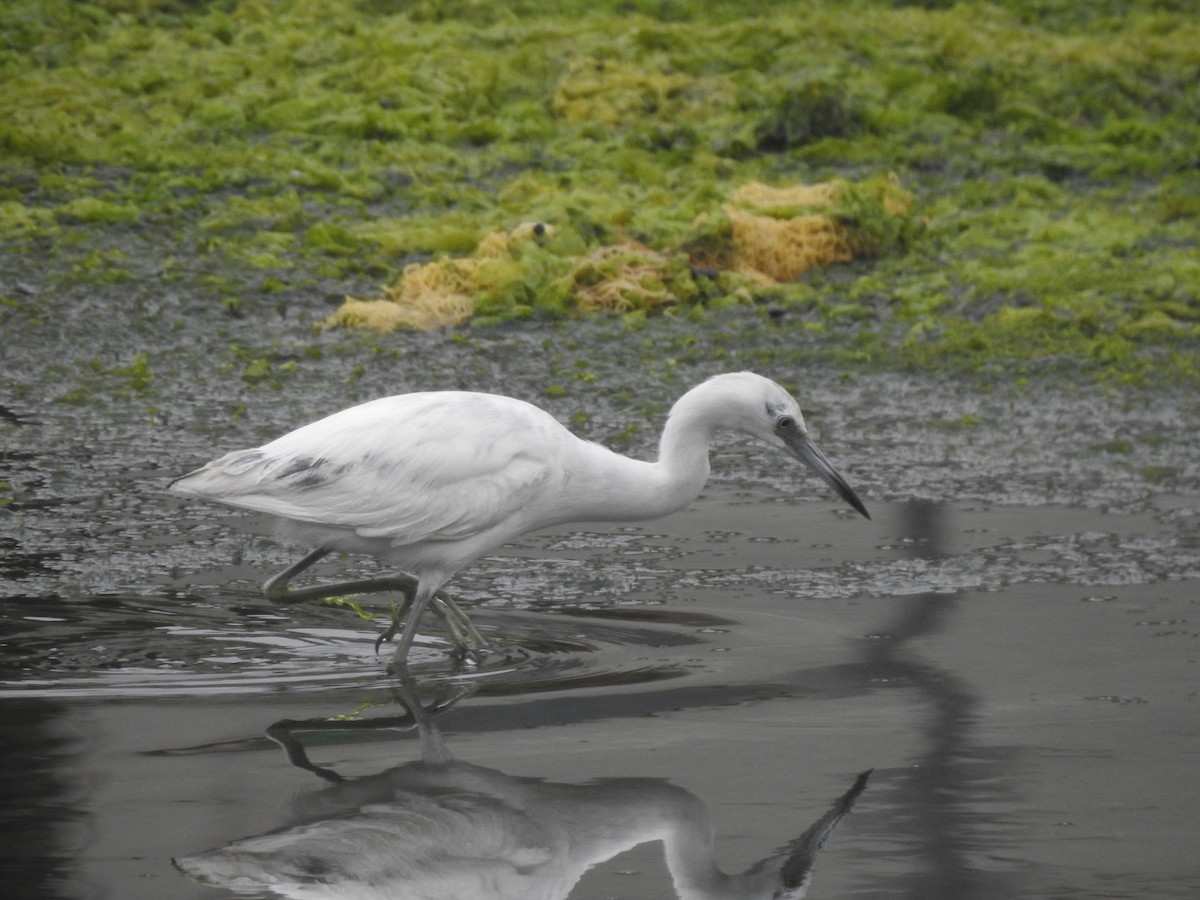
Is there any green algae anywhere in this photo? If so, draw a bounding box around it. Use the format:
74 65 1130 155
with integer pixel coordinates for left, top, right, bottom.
55 351 155 405
1 0 1198 382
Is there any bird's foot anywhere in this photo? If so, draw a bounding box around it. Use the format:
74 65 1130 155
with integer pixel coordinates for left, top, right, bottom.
442 641 531 673
375 592 495 660
374 624 399 654
374 591 419 654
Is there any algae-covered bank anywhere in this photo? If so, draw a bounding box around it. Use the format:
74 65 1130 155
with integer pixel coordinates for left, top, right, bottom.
2 0 1198 382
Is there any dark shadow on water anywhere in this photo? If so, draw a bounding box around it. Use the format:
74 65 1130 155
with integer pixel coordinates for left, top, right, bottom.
151 676 803 761
0 699 87 900
855 500 1015 899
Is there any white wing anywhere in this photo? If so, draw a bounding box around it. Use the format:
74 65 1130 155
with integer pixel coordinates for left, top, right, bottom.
175 793 570 900
171 392 572 547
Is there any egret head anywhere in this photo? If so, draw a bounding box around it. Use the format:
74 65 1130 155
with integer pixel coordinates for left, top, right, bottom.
677 768 871 900
686 373 870 520
772 409 870 520
701 845 829 900
676 842 837 900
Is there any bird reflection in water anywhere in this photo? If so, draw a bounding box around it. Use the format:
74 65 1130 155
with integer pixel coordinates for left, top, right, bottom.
175 687 870 900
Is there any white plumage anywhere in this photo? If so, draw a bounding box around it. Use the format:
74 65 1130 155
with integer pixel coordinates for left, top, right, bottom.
175 689 871 900
176 762 870 900
171 372 869 664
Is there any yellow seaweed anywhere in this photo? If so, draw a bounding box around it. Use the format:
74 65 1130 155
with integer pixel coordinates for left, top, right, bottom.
323 222 553 331
564 242 679 314
687 176 914 283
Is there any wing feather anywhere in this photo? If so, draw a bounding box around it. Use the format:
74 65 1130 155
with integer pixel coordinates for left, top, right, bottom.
171 393 570 546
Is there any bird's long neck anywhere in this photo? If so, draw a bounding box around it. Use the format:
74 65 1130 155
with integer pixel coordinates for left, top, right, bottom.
551 383 728 525
662 806 727 898
547 782 745 899
650 401 714 505
660 793 781 900
529 779 783 900
550 393 715 524
557 438 707 523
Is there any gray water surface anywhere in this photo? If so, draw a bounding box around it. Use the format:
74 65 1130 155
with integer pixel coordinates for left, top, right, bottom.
2 292 1198 898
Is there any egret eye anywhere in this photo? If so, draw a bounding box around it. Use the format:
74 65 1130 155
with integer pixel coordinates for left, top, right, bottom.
776 415 795 430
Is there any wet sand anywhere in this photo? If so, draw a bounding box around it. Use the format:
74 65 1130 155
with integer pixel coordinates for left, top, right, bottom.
4 484 1199 898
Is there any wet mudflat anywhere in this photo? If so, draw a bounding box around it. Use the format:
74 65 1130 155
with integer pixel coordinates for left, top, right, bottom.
2 294 1199 899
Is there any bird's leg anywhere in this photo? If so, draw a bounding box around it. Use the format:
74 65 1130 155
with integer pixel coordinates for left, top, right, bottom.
374 591 416 652
389 586 435 668
430 592 488 652
261 548 414 651
263 547 421 606
264 550 484 657
262 547 332 603
264 683 477 781
375 591 486 654
429 595 468 650
388 680 474 765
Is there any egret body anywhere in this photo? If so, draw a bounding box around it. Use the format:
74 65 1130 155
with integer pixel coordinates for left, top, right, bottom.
170 372 869 664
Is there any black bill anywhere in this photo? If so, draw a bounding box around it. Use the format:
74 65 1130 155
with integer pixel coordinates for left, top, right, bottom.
783 432 871 519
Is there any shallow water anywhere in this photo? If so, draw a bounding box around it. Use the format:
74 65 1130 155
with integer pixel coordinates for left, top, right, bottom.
3 298 1199 898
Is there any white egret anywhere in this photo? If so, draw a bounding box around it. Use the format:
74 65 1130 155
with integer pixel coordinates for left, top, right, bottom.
170 371 869 664
176 687 871 900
